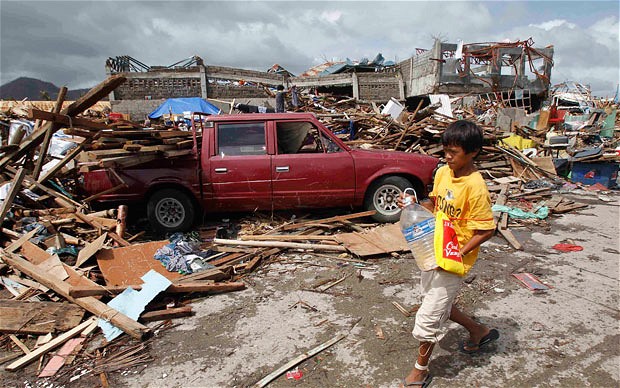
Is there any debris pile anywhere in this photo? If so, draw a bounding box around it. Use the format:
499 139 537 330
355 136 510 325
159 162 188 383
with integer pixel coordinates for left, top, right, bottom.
0 70 618 385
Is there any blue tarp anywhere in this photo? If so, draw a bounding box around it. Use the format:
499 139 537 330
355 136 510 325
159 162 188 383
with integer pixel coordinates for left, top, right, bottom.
148 97 221 119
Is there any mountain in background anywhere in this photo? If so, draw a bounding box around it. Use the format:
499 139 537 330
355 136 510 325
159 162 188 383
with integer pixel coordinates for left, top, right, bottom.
0 77 97 101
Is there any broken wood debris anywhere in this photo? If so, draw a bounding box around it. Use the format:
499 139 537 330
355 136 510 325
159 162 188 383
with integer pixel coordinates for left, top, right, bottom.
1 66 615 384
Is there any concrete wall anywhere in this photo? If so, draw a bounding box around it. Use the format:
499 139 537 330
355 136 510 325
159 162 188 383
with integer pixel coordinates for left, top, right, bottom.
113 68 204 100
399 42 439 97
357 72 403 101
207 83 271 99
110 100 163 120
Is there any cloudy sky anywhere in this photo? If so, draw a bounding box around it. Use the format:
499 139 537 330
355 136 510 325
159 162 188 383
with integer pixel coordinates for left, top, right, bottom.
1 0 618 96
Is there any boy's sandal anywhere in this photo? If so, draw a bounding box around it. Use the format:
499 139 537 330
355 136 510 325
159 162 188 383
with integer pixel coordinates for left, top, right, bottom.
459 328 500 354
403 374 433 387
402 362 433 387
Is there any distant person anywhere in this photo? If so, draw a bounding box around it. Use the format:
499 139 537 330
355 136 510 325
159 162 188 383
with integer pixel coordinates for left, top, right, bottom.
398 120 498 388
275 84 286 113
290 85 299 108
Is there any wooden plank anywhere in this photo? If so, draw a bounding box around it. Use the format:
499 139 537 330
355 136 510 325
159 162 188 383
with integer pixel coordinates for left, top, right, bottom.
6 227 42 254
213 238 347 252
498 228 523 250
0 251 151 341
0 167 26 222
174 267 231 283
552 202 588 214
140 306 193 322
509 187 551 199
0 300 84 335
239 235 336 241
29 108 109 130
98 154 158 168
68 281 245 297
18 240 50 264
163 149 193 158
152 130 193 139
5 317 96 371
545 195 564 210
9 335 31 354
75 232 107 267
281 210 376 231
32 87 67 180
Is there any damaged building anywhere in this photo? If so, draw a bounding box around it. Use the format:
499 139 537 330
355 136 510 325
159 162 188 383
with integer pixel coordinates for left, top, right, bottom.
106 38 554 118
105 55 287 118
399 38 554 111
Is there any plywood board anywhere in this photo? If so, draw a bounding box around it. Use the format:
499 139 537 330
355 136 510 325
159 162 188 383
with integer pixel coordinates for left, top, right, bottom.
0 300 85 335
531 156 557 175
96 240 182 286
335 223 409 257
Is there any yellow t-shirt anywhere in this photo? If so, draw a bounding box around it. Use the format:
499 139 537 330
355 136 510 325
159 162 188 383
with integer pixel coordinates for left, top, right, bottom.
430 165 495 274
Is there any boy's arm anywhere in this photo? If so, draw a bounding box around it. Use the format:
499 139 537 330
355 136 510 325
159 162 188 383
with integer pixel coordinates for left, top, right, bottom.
419 198 434 213
459 229 494 257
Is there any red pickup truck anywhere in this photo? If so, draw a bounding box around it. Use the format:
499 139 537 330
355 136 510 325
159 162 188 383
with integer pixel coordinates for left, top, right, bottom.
83 113 439 233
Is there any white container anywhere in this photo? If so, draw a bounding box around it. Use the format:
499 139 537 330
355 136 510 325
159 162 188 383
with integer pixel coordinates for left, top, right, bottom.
399 189 437 271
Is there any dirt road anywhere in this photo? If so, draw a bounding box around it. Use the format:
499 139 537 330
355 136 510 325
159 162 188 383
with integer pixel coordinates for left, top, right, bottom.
4 190 618 387
117 190 619 388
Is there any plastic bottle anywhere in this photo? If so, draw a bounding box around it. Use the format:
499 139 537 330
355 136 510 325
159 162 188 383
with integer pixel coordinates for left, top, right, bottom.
399 188 437 271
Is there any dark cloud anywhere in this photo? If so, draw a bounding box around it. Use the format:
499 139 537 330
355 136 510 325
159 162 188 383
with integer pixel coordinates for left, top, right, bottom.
1 1 617 95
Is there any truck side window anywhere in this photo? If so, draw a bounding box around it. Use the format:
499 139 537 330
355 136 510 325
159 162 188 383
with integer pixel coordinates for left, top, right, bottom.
319 131 343 153
218 122 266 156
276 122 342 154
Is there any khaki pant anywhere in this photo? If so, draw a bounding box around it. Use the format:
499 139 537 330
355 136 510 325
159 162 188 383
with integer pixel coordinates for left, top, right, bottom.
412 269 462 343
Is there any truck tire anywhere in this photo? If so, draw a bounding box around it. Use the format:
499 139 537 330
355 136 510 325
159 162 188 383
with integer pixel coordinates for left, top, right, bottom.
147 188 195 233
364 176 412 223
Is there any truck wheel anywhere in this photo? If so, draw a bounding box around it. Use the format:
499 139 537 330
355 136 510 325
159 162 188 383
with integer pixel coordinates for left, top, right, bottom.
364 176 412 223
147 189 195 233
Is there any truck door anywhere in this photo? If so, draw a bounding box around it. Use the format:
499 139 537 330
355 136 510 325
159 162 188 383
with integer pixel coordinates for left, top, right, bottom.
271 120 355 209
207 121 272 212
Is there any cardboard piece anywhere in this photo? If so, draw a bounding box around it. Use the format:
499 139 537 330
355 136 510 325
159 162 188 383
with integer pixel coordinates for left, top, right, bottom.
335 223 409 257
96 240 182 286
98 270 172 341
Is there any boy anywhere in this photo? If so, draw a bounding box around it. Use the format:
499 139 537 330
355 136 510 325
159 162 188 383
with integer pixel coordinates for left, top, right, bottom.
400 120 498 387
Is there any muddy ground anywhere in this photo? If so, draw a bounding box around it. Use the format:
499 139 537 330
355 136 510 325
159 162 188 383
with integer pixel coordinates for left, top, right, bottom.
2 190 619 388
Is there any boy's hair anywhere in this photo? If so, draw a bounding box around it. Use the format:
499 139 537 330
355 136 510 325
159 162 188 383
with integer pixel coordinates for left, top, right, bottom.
441 120 484 155
277 84 285 91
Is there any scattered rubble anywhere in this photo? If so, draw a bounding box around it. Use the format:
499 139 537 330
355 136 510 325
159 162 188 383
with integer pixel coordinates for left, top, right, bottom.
0 68 618 386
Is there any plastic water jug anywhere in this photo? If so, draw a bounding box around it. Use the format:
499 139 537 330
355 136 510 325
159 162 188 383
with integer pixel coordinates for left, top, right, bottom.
400 188 437 271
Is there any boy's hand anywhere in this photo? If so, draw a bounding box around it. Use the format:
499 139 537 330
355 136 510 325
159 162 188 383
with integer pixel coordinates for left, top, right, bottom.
397 192 415 209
